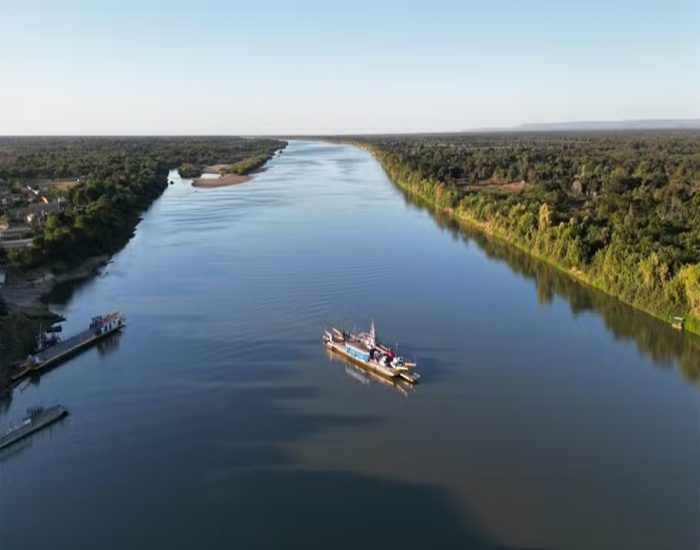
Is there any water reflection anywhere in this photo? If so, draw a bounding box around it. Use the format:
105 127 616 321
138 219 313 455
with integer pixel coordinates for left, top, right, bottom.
95 331 122 358
399 188 700 384
0 410 69 462
50 274 100 306
325 349 414 396
3 141 696 549
0 434 33 461
1 335 513 549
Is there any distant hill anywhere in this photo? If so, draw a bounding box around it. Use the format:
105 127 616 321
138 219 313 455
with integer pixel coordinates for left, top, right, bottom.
514 119 700 131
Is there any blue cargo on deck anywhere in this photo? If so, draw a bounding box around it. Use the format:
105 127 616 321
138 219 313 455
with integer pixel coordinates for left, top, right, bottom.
345 344 370 361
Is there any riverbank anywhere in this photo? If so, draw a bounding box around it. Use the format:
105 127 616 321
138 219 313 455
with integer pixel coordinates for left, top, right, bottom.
0 254 111 391
358 142 700 337
0 137 288 390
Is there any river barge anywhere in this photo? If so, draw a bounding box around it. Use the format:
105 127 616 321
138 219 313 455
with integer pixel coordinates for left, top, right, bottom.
11 312 126 382
0 405 68 450
323 322 420 384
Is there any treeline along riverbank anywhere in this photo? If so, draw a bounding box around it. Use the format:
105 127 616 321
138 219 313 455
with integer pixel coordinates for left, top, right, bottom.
353 132 700 335
0 136 285 270
0 136 286 387
396 187 700 382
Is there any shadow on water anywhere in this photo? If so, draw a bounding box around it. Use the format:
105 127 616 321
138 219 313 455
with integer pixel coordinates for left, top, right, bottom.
3 343 522 550
399 188 700 385
95 330 122 358
50 273 101 306
0 409 70 461
324 349 416 396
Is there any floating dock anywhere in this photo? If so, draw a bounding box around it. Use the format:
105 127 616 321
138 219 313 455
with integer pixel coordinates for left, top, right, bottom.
0 405 68 450
11 312 125 383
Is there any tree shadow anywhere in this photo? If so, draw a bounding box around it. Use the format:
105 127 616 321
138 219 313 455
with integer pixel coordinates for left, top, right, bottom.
400 188 700 384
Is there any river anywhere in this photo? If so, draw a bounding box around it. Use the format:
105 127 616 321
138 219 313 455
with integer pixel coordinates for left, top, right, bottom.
1 141 698 549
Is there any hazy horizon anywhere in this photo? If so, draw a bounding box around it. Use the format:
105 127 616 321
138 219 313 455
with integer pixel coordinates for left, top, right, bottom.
2 0 699 135
1 118 699 138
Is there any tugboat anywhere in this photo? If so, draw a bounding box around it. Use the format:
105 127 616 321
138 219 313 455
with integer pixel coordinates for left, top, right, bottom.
323 322 420 384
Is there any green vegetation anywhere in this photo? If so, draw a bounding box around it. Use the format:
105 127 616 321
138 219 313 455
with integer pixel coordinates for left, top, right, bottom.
0 137 286 270
222 154 271 175
177 162 201 178
0 308 38 388
402 190 700 381
0 137 285 383
357 132 700 334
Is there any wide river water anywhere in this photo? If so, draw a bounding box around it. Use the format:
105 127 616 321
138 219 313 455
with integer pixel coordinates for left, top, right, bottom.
1 141 699 549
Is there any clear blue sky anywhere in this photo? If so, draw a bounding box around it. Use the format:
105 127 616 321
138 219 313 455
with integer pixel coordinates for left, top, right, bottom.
1 0 698 134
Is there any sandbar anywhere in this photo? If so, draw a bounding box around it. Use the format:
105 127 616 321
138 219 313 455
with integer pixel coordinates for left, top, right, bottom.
192 174 252 188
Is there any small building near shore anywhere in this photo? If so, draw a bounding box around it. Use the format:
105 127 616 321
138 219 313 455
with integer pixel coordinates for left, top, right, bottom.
11 200 64 223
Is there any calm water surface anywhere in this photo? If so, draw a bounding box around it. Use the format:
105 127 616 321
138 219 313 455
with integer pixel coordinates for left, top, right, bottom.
1 141 699 549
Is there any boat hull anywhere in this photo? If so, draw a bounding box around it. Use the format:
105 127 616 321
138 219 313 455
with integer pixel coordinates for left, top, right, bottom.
11 323 125 383
325 341 403 382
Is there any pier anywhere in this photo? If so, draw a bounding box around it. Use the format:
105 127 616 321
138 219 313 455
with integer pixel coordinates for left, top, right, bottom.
11 312 125 382
0 405 68 450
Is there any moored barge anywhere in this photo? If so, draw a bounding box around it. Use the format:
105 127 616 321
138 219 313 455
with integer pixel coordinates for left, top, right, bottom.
323 322 420 384
0 405 69 450
11 312 126 382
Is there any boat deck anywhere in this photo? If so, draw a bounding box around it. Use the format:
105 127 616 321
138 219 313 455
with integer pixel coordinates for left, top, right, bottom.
326 341 401 380
34 328 97 365
11 319 124 383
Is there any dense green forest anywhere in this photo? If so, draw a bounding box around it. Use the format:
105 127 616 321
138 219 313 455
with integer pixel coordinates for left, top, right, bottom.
0 136 285 270
356 132 700 334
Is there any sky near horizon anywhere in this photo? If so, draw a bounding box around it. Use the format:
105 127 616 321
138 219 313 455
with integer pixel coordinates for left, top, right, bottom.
1 0 699 135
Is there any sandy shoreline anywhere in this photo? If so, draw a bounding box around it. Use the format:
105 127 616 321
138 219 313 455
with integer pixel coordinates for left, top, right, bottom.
202 164 229 174
192 174 252 188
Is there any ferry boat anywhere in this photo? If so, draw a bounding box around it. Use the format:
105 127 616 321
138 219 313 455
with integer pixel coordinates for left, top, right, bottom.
11 312 126 382
323 322 420 384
